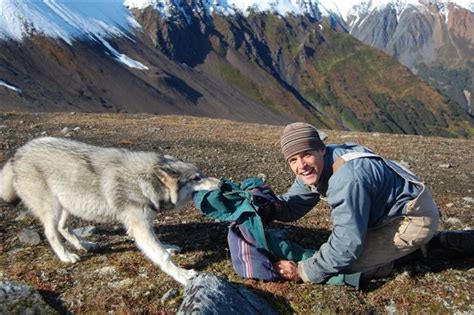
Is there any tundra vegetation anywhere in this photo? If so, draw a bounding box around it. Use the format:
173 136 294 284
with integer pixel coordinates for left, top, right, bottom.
0 112 472 313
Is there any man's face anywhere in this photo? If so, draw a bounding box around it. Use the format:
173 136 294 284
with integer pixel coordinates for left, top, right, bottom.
288 149 326 186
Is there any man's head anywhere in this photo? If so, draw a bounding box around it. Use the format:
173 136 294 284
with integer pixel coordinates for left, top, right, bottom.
280 122 326 186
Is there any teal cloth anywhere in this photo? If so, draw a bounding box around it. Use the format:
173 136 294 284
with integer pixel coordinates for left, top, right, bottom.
194 178 361 289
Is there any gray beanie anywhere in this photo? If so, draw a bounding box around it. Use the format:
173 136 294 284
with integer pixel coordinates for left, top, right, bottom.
280 122 326 160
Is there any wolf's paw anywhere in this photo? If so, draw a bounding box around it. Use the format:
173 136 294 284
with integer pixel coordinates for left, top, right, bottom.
60 252 80 263
162 243 182 256
178 269 198 286
80 241 98 252
183 268 198 281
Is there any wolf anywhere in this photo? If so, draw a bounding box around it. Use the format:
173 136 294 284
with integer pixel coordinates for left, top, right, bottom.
0 137 221 285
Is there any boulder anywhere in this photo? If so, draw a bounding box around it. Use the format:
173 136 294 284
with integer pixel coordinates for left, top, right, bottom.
178 274 277 315
18 228 41 246
0 281 57 314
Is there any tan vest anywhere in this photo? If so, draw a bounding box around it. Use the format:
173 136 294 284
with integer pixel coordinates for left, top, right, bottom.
332 151 422 187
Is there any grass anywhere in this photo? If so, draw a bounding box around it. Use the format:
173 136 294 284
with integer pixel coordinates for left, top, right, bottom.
0 112 473 314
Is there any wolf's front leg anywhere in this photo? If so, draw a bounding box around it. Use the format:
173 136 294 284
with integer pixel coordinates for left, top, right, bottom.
123 215 196 286
161 243 182 255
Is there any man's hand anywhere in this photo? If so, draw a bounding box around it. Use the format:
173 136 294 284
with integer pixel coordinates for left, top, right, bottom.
273 260 301 282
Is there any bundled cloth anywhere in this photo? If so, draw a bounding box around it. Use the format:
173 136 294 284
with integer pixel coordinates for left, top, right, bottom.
193 178 361 289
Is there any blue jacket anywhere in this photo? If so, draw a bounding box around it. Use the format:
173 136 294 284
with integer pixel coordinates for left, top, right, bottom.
275 143 421 283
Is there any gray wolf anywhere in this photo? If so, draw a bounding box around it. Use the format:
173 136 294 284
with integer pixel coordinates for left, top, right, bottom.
0 137 221 285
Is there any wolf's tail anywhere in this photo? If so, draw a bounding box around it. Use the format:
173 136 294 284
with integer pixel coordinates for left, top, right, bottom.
0 160 19 203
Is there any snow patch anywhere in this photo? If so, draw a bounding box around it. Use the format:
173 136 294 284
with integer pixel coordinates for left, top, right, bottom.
464 89 472 114
0 80 22 93
0 0 141 43
95 36 148 70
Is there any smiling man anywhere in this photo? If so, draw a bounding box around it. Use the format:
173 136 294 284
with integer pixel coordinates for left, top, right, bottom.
272 122 441 283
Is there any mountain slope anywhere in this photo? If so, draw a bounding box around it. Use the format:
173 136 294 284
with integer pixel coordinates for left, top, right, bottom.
0 33 289 124
346 1 474 116
0 0 473 136
133 4 472 136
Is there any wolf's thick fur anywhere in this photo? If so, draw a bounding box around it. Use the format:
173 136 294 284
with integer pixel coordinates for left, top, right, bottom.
0 137 221 285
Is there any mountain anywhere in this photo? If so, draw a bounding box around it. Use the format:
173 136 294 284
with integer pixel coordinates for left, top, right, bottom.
0 0 473 137
341 1 474 117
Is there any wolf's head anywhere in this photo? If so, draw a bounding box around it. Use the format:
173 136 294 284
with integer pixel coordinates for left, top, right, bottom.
164 157 221 210
142 156 221 212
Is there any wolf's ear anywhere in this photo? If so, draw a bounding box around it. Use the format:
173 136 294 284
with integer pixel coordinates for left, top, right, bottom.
153 165 179 183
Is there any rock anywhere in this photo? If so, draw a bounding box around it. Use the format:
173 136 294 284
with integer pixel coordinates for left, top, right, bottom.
161 288 179 303
73 126 81 131
439 163 451 168
15 211 30 221
178 274 278 315
385 300 397 315
96 266 117 276
444 217 463 228
318 130 328 141
398 160 411 169
73 226 98 237
18 228 41 246
462 197 474 204
60 127 70 135
445 203 454 208
0 281 57 314
108 278 133 289
456 173 469 180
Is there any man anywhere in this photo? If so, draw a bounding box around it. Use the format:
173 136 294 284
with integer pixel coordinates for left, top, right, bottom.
272 122 440 283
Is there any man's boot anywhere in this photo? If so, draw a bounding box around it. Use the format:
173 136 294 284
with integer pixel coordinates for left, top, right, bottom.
423 230 474 258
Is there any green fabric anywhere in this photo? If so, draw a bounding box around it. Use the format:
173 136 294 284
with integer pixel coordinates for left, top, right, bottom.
194 178 361 289
265 230 315 261
194 179 269 252
265 231 361 289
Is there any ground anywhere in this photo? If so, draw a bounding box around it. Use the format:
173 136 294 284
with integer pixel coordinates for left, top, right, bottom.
0 112 473 314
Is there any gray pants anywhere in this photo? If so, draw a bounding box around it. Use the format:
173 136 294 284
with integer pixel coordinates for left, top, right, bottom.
348 185 440 278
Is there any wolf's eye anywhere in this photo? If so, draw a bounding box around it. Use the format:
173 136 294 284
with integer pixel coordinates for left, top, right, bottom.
191 174 202 181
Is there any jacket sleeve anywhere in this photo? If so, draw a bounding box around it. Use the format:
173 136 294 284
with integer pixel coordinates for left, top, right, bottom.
298 168 372 283
272 177 320 222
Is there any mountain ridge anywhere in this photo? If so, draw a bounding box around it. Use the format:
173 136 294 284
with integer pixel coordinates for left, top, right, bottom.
0 0 473 137
345 1 474 116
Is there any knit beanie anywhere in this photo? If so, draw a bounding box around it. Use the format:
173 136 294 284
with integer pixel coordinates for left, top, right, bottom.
280 122 326 160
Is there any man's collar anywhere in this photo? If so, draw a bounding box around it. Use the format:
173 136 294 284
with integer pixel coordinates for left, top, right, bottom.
315 149 335 196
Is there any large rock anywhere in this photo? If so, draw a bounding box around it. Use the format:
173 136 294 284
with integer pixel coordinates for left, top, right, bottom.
178 274 278 315
18 228 41 246
0 281 57 314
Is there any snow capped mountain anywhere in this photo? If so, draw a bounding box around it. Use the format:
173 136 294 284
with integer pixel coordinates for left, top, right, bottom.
0 0 147 69
123 0 473 20
0 0 141 43
2 0 473 44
